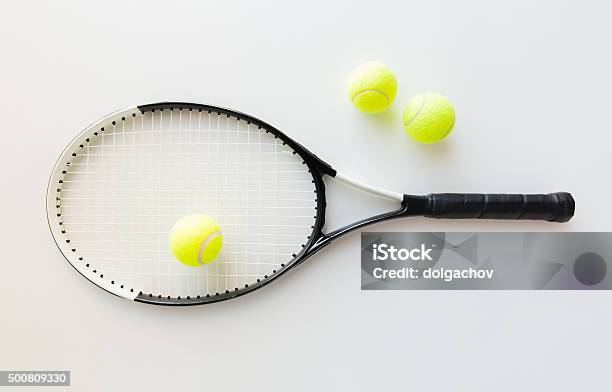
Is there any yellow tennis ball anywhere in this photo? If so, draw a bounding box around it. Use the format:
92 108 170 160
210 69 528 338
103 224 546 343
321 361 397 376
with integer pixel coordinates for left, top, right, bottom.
403 93 456 144
169 214 223 267
347 61 398 114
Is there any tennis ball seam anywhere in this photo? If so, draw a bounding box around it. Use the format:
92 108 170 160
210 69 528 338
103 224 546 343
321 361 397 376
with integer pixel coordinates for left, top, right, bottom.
197 230 222 265
351 88 390 105
402 93 429 128
441 115 456 138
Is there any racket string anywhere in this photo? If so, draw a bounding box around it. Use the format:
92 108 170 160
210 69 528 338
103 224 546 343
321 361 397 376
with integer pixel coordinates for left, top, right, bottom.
57 108 317 298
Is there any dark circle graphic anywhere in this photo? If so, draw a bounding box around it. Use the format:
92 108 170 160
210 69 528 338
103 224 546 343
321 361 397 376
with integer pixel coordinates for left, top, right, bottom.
573 252 607 286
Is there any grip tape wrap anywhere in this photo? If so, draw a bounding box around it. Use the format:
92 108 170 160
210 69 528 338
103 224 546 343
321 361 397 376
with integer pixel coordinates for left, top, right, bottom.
424 192 574 222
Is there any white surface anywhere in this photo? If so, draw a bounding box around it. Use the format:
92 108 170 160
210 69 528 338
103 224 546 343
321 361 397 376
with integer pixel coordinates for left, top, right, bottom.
1 0 611 391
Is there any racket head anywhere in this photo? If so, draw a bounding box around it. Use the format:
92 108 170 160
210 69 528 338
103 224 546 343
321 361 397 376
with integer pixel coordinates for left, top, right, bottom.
46 103 333 305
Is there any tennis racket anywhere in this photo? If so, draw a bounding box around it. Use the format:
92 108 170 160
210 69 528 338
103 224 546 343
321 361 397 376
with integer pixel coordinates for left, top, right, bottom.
47 102 575 305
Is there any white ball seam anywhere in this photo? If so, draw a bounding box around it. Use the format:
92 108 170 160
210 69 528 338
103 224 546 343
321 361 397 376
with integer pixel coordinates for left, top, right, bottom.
197 230 222 265
351 88 390 105
403 93 430 128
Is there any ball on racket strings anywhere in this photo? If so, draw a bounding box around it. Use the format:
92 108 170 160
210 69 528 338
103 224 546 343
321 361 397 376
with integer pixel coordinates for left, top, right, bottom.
169 214 223 267
347 61 398 114
403 93 456 144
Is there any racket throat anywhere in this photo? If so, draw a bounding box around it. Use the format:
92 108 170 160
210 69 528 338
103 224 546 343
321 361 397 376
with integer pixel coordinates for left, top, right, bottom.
300 195 426 261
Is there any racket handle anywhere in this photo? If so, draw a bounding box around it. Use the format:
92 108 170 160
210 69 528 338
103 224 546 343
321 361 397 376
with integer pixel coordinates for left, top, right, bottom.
422 192 574 222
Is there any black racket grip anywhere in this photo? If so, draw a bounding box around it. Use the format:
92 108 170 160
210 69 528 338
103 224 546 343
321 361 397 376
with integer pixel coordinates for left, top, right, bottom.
424 192 574 222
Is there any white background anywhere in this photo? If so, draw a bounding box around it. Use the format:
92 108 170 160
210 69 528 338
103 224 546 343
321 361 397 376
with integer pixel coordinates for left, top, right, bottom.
1 0 611 390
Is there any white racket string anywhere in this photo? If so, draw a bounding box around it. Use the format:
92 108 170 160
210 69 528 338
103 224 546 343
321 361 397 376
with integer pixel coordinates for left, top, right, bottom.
57 108 317 298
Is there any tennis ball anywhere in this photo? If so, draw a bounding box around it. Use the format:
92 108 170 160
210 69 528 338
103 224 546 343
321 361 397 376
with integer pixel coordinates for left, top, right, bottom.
169 214 223 267
403 93 456 144
347 62 398 114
